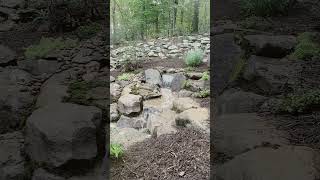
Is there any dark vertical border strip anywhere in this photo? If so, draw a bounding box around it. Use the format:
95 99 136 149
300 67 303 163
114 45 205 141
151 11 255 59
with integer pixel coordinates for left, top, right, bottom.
210 0 215 179
103 0 110 179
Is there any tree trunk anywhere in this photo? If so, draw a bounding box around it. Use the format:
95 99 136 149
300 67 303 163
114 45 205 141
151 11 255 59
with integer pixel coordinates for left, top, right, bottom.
112 0 116 35
192 0 199 33
173 0 178 32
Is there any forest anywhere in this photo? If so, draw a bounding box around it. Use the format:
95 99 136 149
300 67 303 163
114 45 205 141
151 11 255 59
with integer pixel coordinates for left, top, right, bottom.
110 0 210 43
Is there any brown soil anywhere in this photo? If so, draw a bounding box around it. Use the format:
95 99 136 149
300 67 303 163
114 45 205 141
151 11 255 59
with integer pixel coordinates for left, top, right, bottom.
110 128 210 180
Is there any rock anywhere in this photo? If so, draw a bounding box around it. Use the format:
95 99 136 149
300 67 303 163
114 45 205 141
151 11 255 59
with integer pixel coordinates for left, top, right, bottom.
110 76 115 82
178 89 193 97
117 94 142 115
0 0 25 8
188 80 206 92
131 83 161 100
0 45 16 66
162 74 174 88
25 103 103 168
72 50 94 64
0 20 15 32
171 73 186 92
168 45 177 50
243 55 299 95
110 124 150 150
0 68 34 134
244 35 297 58
173 97 200 113
145 109 177 136
148 51 158 57
110 83 121 102
32 168 66 180
175 108 209 131
0 131 25 180
212 34 242 96
144 69 162 86
87 87 108 100
215 146 320 180
110 103 119 122
36 70 71 108
116 115 146 129
186 72 203 80
213 113 288 156
82 72 98 82
17 59 61 76
216 89 267 115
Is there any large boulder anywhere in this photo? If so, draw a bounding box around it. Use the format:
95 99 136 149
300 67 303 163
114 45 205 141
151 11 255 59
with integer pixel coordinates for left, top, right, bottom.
0 45 16 66
0 131 25 180
25 103 103 168
170 73 186 92
216 89 267 115
117 94 142 115
213 113 288 156
244 35 297 58
243 55 299 95
144 69 162 86
215 146 320 180
212 33 242 96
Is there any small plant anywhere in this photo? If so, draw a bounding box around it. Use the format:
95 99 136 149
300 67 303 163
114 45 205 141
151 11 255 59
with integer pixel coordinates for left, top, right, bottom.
65 81 90 105
278 89 320 114
194 89 210 98
24 37 78 60
117 73 135 81
183 80 192 89
201 71 210 81
185 49 204 67
110 143 124 159
240 0 293 17
76 23 102 39
290 32 320 60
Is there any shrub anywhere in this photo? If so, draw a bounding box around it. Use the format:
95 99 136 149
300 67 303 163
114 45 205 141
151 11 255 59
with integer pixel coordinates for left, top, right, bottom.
290 32 320 60
183 80 192 89
110 143 124 159
278 89 320 114
76 23 102 39
201 71 210 81
194 89 210 98
185 49 204 67
117 73 135 81
240 0 293 17
25 37 78 60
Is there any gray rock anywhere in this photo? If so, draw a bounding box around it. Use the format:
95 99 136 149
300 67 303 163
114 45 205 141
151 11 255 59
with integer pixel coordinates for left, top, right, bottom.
32 168 66 180
0 68 34 133
215 146 320 180
110 83 121 102
216 89 267 115
188 80 206 92
0 131 25 180
172 97 200 113
162 74 174 88
0 45 16 66
25 103 103 168
178 89 193 97
243 55 299 95
18 59 61 76
212 34 242 96
144 69 162 86
244 35 297 58
117 94 142 115
110 103 119 122
186 72 203 80
116 115 146 129
213 113 288 156
171 73 186 92
0 0 25 8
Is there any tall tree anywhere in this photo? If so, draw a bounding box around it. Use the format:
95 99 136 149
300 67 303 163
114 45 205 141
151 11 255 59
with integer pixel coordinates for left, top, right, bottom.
192 0 199 33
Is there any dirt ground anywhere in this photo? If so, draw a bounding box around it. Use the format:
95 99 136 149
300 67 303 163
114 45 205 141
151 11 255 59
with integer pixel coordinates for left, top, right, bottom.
110 127 210 180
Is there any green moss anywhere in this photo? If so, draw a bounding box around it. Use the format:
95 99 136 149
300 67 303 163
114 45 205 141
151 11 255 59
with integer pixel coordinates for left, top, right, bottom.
194 89 210 98
278 89 320 114
201 71 210 81
117 73 135 81
290 32 320 60
24 37 78 60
